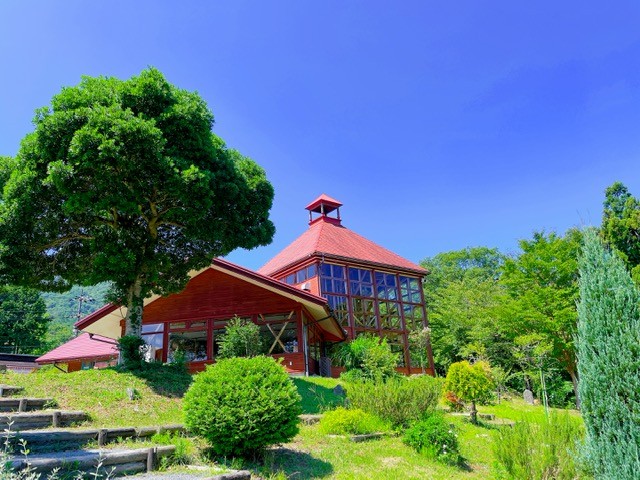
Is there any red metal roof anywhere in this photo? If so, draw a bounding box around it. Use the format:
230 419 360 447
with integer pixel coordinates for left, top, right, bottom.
36 333 118 365
258 217 427 276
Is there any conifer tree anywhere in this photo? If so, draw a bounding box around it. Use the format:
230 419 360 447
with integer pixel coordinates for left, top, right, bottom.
576 229 640 479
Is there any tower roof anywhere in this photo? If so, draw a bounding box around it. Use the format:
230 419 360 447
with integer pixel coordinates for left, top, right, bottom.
258 196 426 277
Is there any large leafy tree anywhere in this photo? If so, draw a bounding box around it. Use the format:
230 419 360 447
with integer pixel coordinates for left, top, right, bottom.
421 248 508 374
601 181 640 283
577 229 640 479
0 286 50 354
0 68 275 336
500 229 583 404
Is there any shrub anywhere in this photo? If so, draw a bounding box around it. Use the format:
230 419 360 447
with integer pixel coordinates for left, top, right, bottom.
319 407 390 435
493 413 585 480
117 334 148 370
404 412 461 465
333 334 398 381
443 360 494 424
217 316 264 358
183 356 301 458
576 230 640 479
346 375 442 428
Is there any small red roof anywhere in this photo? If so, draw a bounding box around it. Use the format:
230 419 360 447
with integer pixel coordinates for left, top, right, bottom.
258 218 427 276
305 194 343 212
36 333 118 365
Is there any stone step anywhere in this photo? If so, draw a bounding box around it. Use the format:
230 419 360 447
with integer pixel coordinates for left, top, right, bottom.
0 410 88 431
9 445 175 478
0 385 24 397
1 424 185 452
0 397 55 412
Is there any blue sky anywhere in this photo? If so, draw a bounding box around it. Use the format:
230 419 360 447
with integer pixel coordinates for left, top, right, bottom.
1 1 639 270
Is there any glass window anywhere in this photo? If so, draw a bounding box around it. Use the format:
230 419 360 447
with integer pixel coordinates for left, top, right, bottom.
349 267 374 298
379 301 401 330
376 272 398 300
352 298 376 329
327 294 350 328
168 330 207 362
400 276 422 303
320 263 346 294
142 323 164 334
307 264 317 278
403 305 425 331
285 273 296 285
383 332 406 367
261 322 299 355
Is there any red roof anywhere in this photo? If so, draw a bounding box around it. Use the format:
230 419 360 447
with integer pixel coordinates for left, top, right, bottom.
306 194 343 212
36 333 118 365
258 218 427 276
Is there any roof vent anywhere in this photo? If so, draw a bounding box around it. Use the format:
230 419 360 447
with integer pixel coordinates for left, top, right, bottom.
300 282 311 291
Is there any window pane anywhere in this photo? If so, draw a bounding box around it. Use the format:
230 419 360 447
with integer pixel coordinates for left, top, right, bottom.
286 274 295 284
142 323 164 334
168 330 207 362
320 263 332 276
307 264 317 278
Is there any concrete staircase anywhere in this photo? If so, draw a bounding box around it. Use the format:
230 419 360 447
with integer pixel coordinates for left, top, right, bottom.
0 384 178 478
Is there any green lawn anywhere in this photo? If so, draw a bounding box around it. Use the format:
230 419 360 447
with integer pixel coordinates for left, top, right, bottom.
1 370 583 479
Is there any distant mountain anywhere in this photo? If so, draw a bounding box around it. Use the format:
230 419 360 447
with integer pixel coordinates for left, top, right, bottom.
41 283 110 349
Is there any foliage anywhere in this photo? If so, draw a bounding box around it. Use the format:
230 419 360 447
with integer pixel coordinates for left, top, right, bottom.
421 247 508 375
346 375 442 428
41 283 110 349
444 361 494 424
403 412 461 465
151 431 195 465
117 334 147 370
576 229 640 479
217 316 263 358
499 229 583 404
183 356 301 458
407 327 432 373
292 377 343 414
333 334 398 382
601 181 640 283
319 407 390 435
0 285 50 354
0 68 275 336
493 413 585 480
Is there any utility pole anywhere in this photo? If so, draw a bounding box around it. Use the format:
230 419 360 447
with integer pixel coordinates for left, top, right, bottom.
73 291 95 336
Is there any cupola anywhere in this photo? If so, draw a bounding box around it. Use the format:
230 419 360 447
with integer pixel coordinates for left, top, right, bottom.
305 194 343 226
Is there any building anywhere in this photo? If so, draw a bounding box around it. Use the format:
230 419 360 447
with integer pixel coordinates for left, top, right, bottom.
36 195 433 376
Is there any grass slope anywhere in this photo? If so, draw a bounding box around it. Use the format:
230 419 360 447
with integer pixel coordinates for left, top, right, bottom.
2 367 186 428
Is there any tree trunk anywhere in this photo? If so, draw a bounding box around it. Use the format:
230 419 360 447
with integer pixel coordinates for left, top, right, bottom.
469 400 478 425
568 367 580 410
124 278 144 337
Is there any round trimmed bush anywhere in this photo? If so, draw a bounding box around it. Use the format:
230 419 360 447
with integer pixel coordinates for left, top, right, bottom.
183 356 301 457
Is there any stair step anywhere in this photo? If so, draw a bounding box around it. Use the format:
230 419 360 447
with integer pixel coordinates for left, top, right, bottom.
0 397 55 412
0 385 24 397
0 410 88 430
1 424 186 452
9 445 175 477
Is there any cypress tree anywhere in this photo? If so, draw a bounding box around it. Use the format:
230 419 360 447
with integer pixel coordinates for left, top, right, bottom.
576 229 640 479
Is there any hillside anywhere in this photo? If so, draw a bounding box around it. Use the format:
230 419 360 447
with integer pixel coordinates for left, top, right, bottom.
41 284 110 349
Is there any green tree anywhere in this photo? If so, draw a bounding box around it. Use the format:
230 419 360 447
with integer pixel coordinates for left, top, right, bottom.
217 316 264 358
601 181 640 283
577 229 640 479
500 229 582 405
0 69 275 336
0 286 50 354
421 247 509 374
444 360 494 424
